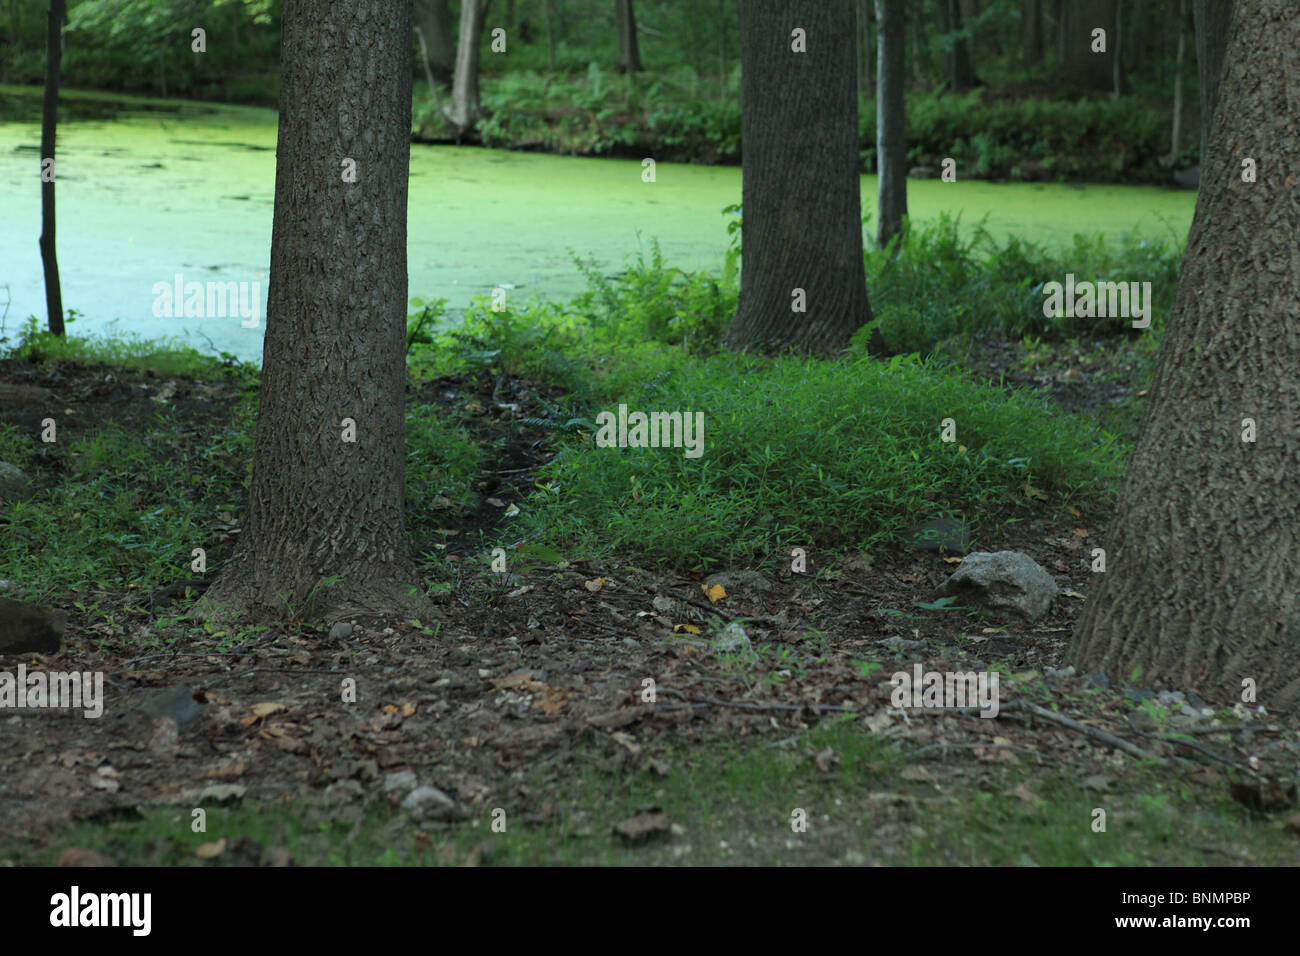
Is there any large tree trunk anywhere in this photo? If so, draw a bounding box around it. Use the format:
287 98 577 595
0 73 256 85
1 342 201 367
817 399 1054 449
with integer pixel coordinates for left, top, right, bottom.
445 0 490 136
722 0 872 356
39 0 65 337
875 0 907 249
1192 0 1233 165
1071 0 1300 708
615 0 643 72
414 0 455 84
195 0 427 626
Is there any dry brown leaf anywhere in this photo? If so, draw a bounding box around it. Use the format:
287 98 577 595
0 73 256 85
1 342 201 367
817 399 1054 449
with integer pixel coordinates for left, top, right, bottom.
195 838 227 860
702 584 726 603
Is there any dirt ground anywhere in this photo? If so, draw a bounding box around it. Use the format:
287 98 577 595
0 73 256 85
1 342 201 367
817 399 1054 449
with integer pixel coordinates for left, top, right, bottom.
1 347 1296 865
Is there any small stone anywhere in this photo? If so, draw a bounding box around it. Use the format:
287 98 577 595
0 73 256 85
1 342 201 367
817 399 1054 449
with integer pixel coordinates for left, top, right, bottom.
402 785 460 822
0 461 33 503
1087 672 1111 690
937 550 1057 621
384 770 418 793
329 621 354 639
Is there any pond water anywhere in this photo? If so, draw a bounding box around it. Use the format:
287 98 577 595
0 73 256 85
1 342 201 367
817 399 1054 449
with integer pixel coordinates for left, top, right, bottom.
0 88 1196 365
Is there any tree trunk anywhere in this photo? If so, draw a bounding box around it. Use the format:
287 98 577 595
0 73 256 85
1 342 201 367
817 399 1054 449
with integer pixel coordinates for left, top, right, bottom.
1025 0 1044 63
718 0 727 94
414 0 455 83
722 0 872 356
1061 0 1117 90
1071 0 1300 708
1164 0 1187 166
943 0 979 91
1192 0 1233 165
875 0 907 249
615 0 643 72
195 0 428 626
445 0 489 136
543 0 558 72
39 0 65 338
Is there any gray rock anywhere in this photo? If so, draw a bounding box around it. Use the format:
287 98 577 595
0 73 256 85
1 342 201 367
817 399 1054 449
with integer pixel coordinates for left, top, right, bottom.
328 621 354 639
139 685 200 726
384 770 419 793
0 462 33 503
0 597 66 654
902 516 971 555
1087 672 1111 690
1123 688 1156 702
937 550 1057 621
402 785 461 822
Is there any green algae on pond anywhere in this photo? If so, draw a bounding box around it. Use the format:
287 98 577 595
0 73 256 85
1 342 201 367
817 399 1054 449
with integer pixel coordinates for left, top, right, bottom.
0 87 1194 364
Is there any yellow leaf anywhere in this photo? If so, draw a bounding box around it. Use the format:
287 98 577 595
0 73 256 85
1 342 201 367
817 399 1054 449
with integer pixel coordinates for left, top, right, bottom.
702 584 726 602
584 577 606 592
1022 482 1048 501
195 838 227 859
249 702 285 717
1068 505 1082 517
942 555 963 564
674 624 701 634
401 702 417 718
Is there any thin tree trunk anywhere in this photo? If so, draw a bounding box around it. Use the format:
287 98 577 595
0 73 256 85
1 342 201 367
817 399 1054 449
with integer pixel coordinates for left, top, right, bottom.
1026 0 1043 63
1071 0 1300 708
875 0 907 249
446 0 490 136
39 0 65 337
615 0 643 72
543 0 558 72
718 0 727 95
414 0 455 84
196 0 427 626
723 0 872 356
1193 0 1234 166
1164 0 1187 166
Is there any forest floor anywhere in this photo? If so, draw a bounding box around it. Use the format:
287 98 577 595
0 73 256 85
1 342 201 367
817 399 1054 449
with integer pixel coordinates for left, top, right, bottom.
1 339 1298 866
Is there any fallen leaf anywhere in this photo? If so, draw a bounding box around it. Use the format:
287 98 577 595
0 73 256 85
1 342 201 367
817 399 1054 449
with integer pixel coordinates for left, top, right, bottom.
584 577 606 592
942 555 963 564
249 702 286 718
673 624 701 635
195 838 228 860
702 584 727 603
1022 482 1048 501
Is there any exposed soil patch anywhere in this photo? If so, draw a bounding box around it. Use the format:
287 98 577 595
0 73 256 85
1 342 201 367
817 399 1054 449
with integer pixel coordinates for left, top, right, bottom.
0 353 1294 865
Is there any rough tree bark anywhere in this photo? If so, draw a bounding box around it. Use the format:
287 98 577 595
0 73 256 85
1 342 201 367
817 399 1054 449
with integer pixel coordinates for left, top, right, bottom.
39 0 65 337
615 0 642 72
1071 0 1300 707
875 0 907 249
195 0 428 626
722 0 872 356
1192 0 1233 165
